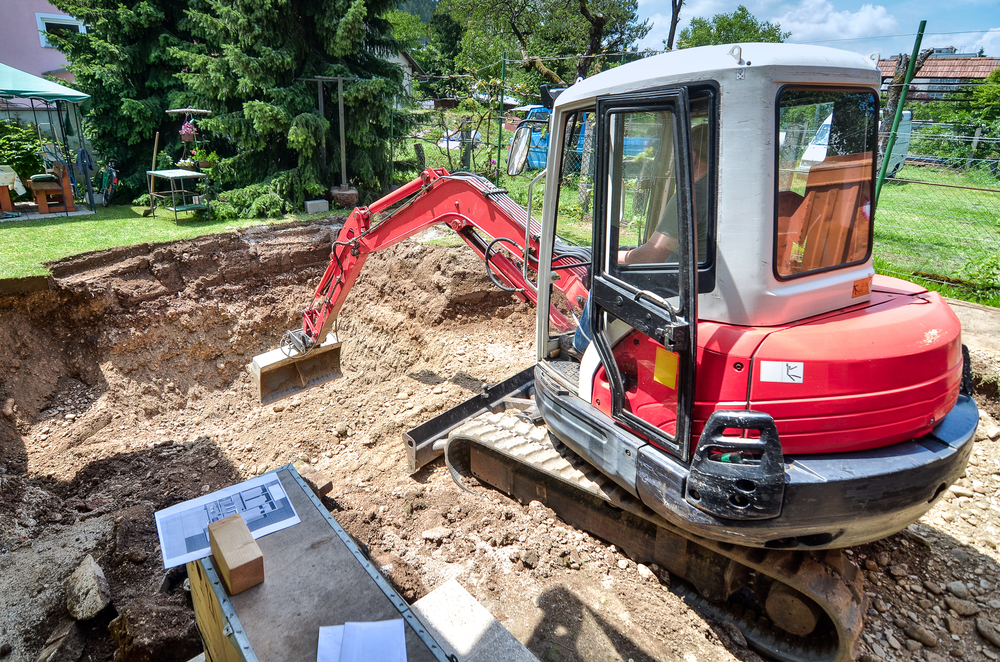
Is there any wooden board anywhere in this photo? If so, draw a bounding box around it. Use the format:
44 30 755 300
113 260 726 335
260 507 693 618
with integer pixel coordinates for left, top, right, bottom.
190 467 449 662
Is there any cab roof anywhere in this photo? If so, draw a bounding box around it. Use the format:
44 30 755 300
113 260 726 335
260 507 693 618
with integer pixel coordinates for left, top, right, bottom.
555 43 880 108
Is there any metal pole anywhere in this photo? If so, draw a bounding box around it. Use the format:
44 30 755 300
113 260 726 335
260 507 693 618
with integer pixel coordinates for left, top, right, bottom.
317 80 327 175
876 20 926 203
338 77 347 188
496 52 506 184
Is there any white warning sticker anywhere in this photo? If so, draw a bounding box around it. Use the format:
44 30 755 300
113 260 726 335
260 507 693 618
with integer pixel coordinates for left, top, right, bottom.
760 361 804 383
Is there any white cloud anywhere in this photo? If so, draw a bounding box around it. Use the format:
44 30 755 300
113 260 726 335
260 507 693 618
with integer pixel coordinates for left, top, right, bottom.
776 0 898 44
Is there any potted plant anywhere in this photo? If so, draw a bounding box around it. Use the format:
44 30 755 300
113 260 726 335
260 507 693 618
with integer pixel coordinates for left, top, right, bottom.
179 121 196 143
176 157 197 171
191 147 218 169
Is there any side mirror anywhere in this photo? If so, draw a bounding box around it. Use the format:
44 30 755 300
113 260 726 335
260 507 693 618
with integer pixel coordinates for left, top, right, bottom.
507 126 532 176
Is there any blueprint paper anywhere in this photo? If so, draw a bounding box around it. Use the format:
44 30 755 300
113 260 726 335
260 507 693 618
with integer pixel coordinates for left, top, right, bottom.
154 472 300 568
340 619 407 662
317 625 345 662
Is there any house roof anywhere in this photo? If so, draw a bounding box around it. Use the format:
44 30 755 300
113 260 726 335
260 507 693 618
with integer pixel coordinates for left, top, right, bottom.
878 56 1000 80
399 51 425 77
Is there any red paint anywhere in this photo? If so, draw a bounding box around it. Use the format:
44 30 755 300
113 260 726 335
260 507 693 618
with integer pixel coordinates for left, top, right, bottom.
591 275 963 455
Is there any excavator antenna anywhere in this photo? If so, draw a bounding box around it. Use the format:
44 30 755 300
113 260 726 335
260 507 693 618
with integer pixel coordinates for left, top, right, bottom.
251 333 343 405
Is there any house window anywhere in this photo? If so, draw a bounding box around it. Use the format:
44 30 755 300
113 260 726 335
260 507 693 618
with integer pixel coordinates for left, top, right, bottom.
36 13 87 48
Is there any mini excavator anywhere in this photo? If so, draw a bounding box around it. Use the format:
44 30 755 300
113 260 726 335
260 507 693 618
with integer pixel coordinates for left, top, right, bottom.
251 44 979 662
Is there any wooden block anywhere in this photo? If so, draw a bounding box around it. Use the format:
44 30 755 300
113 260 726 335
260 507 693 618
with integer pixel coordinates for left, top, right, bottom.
208 514 264 595
297 464 333 496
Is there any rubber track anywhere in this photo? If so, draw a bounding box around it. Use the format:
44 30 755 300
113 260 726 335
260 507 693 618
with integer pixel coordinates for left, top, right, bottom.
446 411 866 662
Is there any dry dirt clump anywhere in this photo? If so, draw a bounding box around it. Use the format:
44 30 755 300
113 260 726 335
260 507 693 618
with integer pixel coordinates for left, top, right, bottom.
1 222 1000 662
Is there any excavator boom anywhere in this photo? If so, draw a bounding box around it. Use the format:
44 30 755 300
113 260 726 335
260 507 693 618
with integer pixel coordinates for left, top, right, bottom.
252 168 587 404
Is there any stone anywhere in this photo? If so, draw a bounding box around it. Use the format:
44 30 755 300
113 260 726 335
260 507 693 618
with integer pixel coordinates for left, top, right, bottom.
422 527 453 544
875 599 889 613
304 199 330 214
905 625 937 648
32 619 82 662
330 186 359 208
887 632 902 650
872 643 887 658
926 654 947 662
925 581 945 595
978 618 1000 649
950 486 975 498
335 422 349 437
865 559 879 572
64 554 111 620
890 564 909 578
945 596 980 617
522 549 539 569
905 640 922 652
617 559 629 570
877 552 890 567
722 621 746 648
637 564 653 580
298 465 333 496
951 548 971 563
946 615 965 635
108 594 201 662
0 643 9 657
947 581 970 600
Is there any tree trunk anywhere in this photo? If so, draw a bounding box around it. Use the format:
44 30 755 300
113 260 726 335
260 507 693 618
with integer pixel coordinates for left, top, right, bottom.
666 0 683 50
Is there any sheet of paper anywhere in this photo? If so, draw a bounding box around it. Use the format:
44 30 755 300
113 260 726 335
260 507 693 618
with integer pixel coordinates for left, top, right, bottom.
154 472 300 568
340 619 407 662
317 625 345 662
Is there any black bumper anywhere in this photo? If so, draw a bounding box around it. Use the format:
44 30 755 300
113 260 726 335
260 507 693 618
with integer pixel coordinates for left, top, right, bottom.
535 365 977 549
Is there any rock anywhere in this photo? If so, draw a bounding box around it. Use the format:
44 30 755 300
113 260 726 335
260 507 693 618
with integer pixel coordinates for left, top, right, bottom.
947 581 970 600
335 422 349 437
432 386 443 395
872 643 887 658
32 618 82 662
988 425 1000 441
886 632 902 650
637 564 654 580
865 559 879 572
905 625 937 648
926 653 948 662
877 552 890 567
905 640 922 652
421 527 453 544
64 554 111 620
1 399 13 418
924 581 945 595
950 486 975 498
951 548 971 563
874 599 889 613
889 564 909 578
522 549 539 569
946 615 966 635
978 618 1000 649
109 594 201 662
0 642 9 657
945 596 980 617
617 559 629 570
722 621 747 648
298 465 333 496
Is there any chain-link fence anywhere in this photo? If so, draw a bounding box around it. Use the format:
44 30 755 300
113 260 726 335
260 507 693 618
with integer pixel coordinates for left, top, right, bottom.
876 123 1000 298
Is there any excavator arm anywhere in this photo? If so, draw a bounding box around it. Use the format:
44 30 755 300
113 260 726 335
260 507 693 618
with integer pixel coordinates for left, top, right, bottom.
252 168 589 404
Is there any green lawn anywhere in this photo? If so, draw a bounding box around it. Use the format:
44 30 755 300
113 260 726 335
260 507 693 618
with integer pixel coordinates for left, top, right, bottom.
0 204 317 279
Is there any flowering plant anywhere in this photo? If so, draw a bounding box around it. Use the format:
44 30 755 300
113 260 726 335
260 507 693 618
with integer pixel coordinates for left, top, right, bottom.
179 122 196 140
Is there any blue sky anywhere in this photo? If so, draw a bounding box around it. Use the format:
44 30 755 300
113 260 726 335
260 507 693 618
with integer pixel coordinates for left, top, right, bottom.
636 0 1000 59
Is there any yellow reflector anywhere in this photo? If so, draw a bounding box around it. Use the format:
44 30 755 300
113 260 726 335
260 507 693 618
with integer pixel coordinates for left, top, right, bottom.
654 347 679 390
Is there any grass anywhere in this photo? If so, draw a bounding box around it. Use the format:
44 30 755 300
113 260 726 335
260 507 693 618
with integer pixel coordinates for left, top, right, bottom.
0 204 317 279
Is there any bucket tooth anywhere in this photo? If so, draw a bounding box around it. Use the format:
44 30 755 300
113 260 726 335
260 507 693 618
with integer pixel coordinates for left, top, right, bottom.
251 334 343 405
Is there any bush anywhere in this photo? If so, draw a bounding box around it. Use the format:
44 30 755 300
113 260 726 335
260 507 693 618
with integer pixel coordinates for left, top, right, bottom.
212 182 286 221
0 121 43 199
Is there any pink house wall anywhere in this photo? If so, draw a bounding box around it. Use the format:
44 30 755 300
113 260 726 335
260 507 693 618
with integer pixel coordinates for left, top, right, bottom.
0 0 77 80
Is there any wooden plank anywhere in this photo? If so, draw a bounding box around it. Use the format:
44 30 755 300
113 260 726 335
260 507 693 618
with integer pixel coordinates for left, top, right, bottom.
188 560 245 662
209 515 264 596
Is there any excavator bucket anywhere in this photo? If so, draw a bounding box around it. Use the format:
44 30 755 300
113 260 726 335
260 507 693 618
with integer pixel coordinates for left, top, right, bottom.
251 334 343 405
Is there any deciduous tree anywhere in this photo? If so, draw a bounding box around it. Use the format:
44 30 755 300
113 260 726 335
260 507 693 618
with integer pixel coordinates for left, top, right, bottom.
678 5 789 48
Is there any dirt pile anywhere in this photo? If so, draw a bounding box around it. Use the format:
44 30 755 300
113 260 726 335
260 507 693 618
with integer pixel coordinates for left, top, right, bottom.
1 222 1000 662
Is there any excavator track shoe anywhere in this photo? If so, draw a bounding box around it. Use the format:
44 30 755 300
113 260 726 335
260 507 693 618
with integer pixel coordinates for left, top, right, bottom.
251 334 342 405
